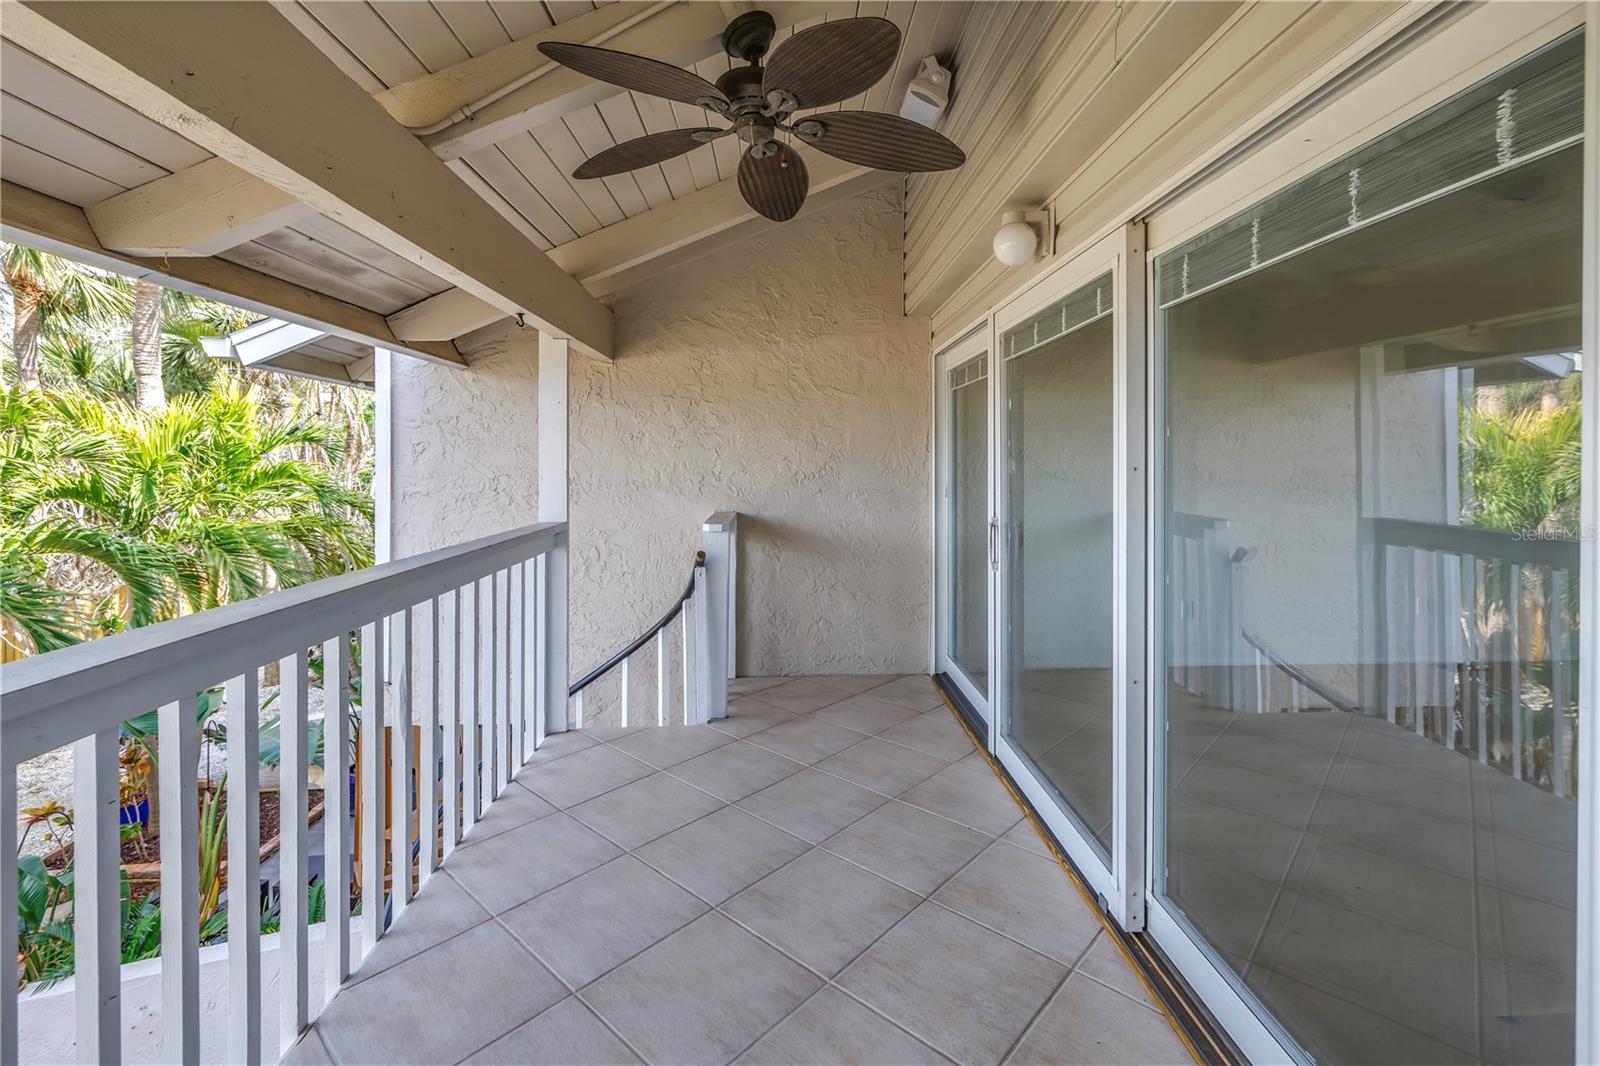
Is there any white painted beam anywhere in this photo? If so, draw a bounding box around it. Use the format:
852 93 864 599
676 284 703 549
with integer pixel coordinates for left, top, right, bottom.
374 2 657 132
1 180 465 369
549 153 891 296
7 1 612 359
84 156 309 257
389 288 506 343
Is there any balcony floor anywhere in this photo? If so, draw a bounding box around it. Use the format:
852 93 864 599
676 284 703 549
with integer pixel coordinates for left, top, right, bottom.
290 675 1191 1066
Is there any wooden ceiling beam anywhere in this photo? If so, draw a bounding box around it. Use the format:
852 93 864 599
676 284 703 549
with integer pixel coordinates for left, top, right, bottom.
6 0 612 359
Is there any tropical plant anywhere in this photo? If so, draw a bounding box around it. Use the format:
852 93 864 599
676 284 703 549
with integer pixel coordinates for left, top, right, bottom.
15 854 74 985
1461 394 1583 536
0 378 373 652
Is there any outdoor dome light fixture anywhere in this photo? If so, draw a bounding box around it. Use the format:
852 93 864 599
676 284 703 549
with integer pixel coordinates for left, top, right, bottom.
992 208 1053 267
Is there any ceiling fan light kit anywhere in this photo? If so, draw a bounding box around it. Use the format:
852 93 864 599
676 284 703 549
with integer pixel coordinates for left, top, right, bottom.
538 9 965 224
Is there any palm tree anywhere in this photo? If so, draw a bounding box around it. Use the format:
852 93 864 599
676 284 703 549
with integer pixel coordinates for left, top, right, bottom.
1 243 133 390
130 279 164 411
1 378 373 653
1461 397 1582 536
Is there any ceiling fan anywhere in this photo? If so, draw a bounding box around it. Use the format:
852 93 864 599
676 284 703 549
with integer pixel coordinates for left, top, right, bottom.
538 10 965 223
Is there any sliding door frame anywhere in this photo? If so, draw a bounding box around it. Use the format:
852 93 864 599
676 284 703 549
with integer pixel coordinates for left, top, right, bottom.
990 224 1148 932
1140 7 1595 1063
932 322 994 723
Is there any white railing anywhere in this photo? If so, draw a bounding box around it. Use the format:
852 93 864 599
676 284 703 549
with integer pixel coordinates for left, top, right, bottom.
569 512 737 729
2 521 568 1065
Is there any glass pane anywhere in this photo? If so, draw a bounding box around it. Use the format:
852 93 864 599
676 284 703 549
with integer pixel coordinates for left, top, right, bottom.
949 357 988 688
1002 276 1115 856
1157 139 1583 1064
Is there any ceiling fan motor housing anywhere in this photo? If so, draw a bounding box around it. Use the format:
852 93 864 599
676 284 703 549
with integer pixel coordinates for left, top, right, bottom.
722 10 777 62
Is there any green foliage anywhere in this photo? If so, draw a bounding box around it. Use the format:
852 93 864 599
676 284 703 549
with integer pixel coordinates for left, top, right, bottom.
1461 396 1583 535
1 378 373 650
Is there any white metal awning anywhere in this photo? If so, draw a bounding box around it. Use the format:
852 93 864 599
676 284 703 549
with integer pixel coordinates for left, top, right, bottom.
200 317 375 388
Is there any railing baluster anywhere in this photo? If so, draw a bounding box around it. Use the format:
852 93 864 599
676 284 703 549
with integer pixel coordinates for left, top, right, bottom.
496 569 510 794
441 590 461 857
280 648 310 1052
620 654 631 728
462 583 480 830
360 620 385 953
508 563 523 771
73 726 120 1064
480 576 497 801
420 599 440 886
657 629 668 726
1476 557 1489 765
1552 571 1569 797
2 759 17 1066
158 695 200 1063
531 560 550 752
225 670 262 1063
323 634 351 1002
691 566 711 724
682 596 696 725
390 609 414 918
1509 563 1523 780
575 688 585 730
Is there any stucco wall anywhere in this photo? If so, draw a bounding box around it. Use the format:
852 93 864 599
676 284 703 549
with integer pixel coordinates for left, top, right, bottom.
390 187 931 706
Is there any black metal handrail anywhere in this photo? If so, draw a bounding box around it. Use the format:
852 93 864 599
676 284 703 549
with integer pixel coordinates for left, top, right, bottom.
569 551 704 697
1240 629 1359 715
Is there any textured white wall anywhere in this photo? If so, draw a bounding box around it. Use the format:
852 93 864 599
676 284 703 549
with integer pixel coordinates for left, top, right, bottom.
391 187 932 697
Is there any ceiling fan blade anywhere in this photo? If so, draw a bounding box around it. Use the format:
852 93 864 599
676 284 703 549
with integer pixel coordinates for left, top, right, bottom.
573 128 724 179
538 42 728 107
738 146 809 222
762 17 899 110
795 111 964 172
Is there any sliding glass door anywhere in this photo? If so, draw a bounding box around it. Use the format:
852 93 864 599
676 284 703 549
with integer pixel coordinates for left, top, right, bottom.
935 328 992 723
992 230 1145 926
1148 36 1586 1065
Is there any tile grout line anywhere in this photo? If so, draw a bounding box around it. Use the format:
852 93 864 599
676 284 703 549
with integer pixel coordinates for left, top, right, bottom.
997 932 1105 1066
933 684 1212 1066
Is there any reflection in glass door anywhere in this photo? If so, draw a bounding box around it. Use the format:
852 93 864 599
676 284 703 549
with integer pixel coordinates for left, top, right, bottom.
999 275 1117 857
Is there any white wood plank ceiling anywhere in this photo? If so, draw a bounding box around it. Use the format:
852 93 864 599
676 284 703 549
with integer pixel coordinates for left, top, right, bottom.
290 0 973 251
1 1 973 323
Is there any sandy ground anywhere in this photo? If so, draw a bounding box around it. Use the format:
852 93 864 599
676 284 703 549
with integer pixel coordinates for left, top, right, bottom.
15 684 329 859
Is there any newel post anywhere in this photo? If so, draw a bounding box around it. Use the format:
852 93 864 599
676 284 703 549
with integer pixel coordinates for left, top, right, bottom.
700 512 738 719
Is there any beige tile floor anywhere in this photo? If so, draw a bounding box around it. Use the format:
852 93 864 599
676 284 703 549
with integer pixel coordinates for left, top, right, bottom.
290 675 1193 1066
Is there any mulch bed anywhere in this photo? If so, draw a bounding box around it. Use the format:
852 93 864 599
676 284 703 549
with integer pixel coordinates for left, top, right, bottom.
46 788 323 900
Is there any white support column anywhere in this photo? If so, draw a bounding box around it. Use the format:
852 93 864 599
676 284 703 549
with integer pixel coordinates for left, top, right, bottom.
1574 11 1598 1062
73 727 120 1065
701 512 737 718
374 349 394 566
538 331 570 736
